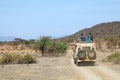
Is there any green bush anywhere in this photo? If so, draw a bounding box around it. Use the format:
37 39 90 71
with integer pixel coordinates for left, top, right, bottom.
34 36 68 56
47 41 68 56
107 51 120 63
34 36 51 56
0 53 37 64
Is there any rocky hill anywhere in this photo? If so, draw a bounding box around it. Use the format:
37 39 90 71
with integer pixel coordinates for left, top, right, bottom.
61 21 120 41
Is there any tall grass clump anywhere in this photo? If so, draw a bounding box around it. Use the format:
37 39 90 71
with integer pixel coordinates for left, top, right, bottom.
12 54 24 64
0 53 37 64
0 53 13 64
23 54 37 64
107 51 120 64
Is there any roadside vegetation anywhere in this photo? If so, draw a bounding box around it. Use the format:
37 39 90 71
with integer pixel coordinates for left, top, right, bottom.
0 36 68 65
104 35 120 50
0 36 68 57
94 35 120 50
0 53 37 64
102 51 120 64
108 51 120 64
35 36 68 56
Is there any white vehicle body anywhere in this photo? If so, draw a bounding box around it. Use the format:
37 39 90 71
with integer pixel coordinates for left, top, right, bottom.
73 42 96 65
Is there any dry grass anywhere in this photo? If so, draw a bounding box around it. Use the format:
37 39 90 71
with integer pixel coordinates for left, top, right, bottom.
108 51 120 63
102 51 120 64
0 53 37 64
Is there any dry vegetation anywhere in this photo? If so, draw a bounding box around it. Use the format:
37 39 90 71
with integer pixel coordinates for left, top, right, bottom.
102 51 120 64
94 35 120 51
108 51 120 63
0 53 37 64
0 21 120 64
0 36 68 64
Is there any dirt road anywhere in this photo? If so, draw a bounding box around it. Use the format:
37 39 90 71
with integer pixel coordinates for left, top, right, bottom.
72 60 120 80
71 50 120 80
0 51 120 80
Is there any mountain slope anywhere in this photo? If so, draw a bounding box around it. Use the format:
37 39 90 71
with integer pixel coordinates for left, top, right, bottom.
62 21 120 41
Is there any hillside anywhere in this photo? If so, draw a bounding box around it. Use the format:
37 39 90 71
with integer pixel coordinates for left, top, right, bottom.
61 21 120 41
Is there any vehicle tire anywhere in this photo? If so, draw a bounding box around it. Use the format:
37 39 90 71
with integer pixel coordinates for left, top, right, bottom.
76 61 79 66
77 50 86 59
88 50 96 59
74 60 76 64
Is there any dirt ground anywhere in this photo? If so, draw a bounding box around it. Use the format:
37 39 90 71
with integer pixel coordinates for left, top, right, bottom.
0 50 120 80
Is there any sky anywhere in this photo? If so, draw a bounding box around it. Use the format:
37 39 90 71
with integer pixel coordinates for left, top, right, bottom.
0 0 120 39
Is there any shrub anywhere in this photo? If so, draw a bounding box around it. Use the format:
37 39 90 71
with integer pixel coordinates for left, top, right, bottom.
47 41 68 56
12 54 24 64
35 36 51 56
35 36 68 56
0 53 37 64
107 51 120 64
23 54 37 64
0 53 13 64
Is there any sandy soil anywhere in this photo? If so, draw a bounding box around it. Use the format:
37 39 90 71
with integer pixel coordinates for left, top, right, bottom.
0 50 120 80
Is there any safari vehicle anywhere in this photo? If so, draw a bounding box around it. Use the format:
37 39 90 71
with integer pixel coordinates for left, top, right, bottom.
73 42 96 66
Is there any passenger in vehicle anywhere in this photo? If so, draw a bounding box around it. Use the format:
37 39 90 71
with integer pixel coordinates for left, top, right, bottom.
87 33 93 43
80 34 85 41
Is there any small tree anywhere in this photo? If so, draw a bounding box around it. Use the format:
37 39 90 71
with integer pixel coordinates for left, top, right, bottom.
35 36 68 56
38 36 51 56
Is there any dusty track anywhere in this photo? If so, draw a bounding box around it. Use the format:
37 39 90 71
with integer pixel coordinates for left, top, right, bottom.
0 51 120 80
72 60 120 80
71 50 120 80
